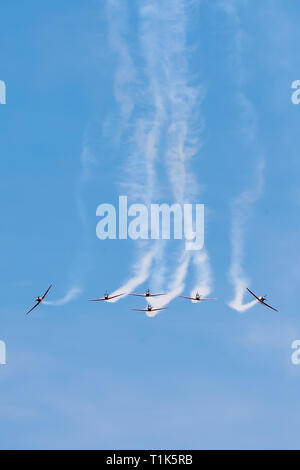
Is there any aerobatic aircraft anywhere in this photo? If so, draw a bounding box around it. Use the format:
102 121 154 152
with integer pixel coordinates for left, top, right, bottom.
26 284 52 315
88 291 125 302
129 289 166 298
179 292 217 302
246 288 278 312
130 303 167 313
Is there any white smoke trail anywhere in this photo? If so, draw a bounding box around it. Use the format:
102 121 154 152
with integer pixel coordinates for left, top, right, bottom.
159 0 211 301
143 0 211 304
215 0 265 313
44 136 93 307
228 160 264 312
147 249 192 316
107 243 160 302
66 136 96 299
106 0 212 306
44 287 82 306
190 251 213 301
107 0 137 128
105 0 166 297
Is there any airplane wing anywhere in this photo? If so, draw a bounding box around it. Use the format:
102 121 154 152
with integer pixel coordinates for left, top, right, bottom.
129 293 166 297
107 293 125 300
180 296 196 300
42 284 52 300
262 301 278 312
130 308 168 312
246 288 260 301
130 308 148 311
150 307 168 312
26 302 40 315
88 298 106 301
199 298 217 301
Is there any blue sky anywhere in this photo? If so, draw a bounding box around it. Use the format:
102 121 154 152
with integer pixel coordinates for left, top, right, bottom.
1 0 300 450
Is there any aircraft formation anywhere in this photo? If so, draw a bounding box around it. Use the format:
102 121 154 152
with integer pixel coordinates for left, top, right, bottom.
25 286 279 315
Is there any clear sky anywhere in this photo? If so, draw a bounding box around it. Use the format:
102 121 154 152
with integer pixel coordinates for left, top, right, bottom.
0 0 300 450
